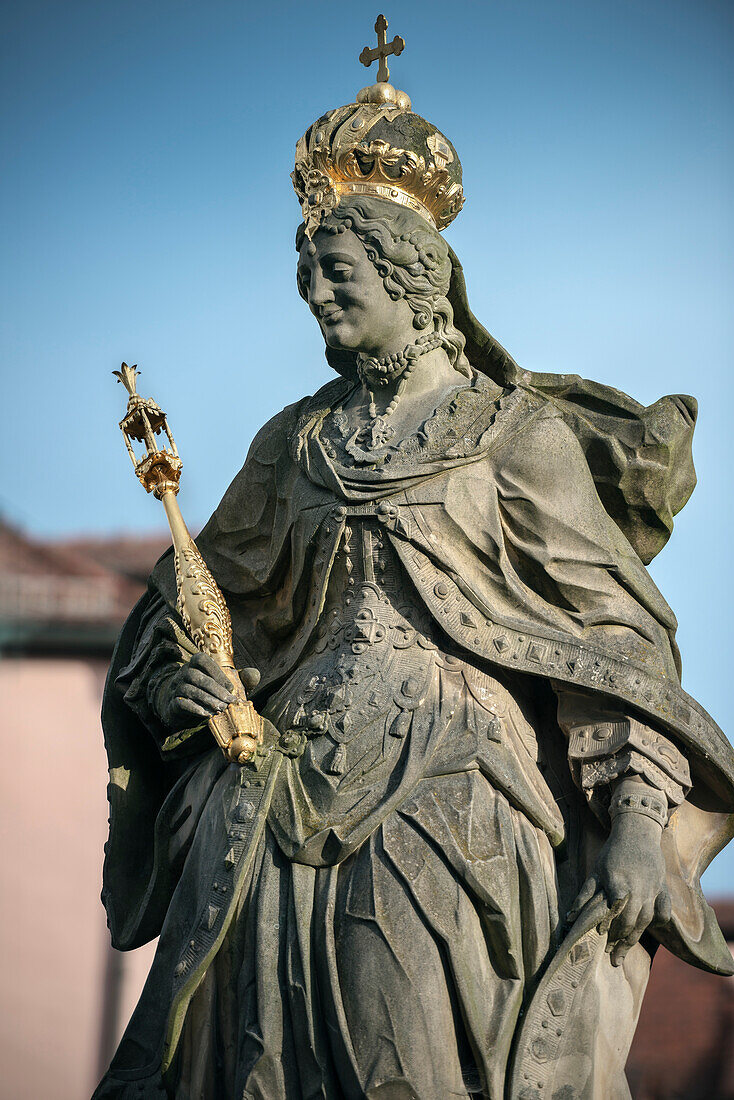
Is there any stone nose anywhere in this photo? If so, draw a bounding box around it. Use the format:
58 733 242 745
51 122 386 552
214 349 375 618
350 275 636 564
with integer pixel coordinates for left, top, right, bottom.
308 267 335 309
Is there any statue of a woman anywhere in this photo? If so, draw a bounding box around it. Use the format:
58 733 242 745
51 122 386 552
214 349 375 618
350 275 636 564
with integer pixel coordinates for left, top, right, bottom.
95 39 734 1100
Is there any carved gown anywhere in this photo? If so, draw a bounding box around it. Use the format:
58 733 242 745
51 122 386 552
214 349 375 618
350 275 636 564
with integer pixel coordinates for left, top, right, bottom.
96 365 734 1100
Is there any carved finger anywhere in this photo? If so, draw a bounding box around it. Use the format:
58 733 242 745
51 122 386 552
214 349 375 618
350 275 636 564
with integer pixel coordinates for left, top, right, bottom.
182 685 230 714
175 698 214 720
599 895 628 940
610 905 652 967
567 874 598 924
611 942 631 967
630 902 655 944
654 887 672 926
190 652 234 689
240 667 261 692
187 668 236 704
607 898 637 949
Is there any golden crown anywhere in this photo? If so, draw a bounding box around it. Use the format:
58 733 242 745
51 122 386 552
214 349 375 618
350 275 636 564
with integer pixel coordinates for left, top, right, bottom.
292 15 465 238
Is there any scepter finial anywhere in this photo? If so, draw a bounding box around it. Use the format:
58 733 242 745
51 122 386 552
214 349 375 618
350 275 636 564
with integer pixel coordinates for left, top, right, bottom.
113 362 182 498
113 362 141 397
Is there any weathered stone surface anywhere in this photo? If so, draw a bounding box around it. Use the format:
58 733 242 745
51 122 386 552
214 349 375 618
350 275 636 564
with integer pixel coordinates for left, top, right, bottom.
95 38 733 1100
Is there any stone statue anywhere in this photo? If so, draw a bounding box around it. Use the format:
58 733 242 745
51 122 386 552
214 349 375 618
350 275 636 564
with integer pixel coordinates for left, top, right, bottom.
95 16 734 1100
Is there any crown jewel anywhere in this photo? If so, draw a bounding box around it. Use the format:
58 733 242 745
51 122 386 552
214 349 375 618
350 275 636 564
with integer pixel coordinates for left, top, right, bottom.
292 14 465 238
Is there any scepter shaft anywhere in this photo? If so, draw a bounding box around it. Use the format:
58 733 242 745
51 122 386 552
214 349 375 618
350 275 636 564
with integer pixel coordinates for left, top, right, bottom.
113 362 262 764
160 488 261 753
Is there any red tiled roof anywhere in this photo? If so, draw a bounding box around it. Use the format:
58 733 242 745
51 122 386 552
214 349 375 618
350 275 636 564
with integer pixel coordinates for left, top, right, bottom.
0 521 114 579
0 521 147 626
59 532 172 584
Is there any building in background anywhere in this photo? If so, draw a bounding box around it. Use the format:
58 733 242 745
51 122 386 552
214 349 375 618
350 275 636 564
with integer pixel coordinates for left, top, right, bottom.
0 519 732 1100
0 521 166 1100
627 903 734 1100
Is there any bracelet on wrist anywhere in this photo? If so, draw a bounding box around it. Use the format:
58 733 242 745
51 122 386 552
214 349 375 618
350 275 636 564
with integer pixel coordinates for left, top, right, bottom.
609 778 667 829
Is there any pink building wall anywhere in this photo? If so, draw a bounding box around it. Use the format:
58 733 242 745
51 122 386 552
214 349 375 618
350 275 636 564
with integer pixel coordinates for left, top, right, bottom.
0 658 154 1100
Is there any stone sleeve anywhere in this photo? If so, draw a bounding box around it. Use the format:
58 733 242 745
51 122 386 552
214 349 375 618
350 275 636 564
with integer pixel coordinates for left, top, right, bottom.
553 685 691 823
115 595 209 758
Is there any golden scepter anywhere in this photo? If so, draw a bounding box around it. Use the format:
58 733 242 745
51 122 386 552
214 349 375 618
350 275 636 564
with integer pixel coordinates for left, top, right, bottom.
113 362 262 765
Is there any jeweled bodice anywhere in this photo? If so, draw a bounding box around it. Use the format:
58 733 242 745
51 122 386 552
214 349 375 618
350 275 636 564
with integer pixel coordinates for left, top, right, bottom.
313 514 443 658
263 518 442 773
261 516 549 863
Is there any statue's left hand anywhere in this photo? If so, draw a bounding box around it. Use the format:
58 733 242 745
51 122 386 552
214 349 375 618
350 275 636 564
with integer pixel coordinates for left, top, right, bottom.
567 812 671 967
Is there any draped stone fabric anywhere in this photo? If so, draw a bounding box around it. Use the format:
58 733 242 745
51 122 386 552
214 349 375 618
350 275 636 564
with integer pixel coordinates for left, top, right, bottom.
96 365 733 1100
445 245 698 567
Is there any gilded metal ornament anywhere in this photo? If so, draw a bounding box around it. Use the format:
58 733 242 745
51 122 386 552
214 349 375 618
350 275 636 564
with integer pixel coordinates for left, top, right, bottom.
114 364 262 763
293 133 465 237
292 22 464 238
359 13 404 85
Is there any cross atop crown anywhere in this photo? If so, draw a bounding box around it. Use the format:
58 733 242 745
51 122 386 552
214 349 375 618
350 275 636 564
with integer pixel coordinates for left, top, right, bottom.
359 14 405 84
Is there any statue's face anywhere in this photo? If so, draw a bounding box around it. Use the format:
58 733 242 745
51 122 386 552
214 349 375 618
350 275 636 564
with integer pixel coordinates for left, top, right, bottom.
297 227 416 356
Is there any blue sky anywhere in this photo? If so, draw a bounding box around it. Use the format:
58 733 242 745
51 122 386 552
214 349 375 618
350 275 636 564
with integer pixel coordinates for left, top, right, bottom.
1 0 732 890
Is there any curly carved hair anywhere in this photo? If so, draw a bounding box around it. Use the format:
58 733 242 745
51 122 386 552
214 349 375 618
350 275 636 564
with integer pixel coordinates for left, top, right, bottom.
296 197 470 377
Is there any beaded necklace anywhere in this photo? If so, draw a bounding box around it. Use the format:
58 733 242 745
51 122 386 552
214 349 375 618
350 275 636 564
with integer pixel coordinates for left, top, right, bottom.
343 333 442 462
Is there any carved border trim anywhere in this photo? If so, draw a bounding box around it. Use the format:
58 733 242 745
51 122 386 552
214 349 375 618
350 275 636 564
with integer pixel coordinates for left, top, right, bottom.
162 745 283 1072
392 536 732 782
508 896 609 1099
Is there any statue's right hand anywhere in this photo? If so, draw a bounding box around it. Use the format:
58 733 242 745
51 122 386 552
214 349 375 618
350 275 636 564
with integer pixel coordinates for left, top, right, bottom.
157 652 238 729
